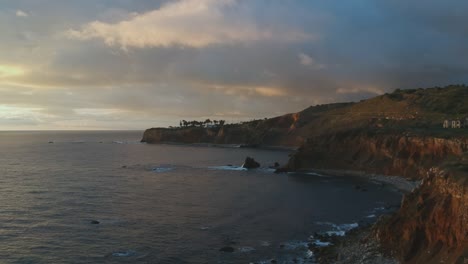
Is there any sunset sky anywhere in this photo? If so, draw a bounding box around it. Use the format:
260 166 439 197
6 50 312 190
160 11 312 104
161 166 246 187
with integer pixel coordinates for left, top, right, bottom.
1 0 467 130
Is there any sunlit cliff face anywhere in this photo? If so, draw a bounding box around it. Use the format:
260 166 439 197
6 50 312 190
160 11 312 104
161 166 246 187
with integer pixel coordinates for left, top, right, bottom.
0 0 467 130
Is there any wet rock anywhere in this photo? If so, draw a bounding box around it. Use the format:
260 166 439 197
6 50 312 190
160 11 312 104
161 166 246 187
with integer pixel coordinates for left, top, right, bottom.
90 220 100 224
219 246 235 253
242 157 260 169
274 162 280 168
122 165 127 169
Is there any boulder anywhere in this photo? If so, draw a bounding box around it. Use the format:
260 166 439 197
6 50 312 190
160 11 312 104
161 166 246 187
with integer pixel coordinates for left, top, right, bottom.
242 157 260 169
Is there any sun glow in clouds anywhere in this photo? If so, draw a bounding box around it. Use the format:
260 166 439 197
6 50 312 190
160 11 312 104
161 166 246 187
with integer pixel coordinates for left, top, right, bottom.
0 65 26 78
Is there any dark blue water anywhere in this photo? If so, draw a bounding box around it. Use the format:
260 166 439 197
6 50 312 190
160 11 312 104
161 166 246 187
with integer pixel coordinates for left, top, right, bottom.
0 131 401 264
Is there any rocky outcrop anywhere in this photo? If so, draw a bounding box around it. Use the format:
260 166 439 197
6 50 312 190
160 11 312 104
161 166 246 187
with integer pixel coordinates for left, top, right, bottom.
288 131 468 179
242 157 260 169
375 168 467 263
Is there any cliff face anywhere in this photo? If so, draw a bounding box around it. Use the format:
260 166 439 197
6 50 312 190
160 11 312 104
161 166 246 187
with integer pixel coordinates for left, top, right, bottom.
287 131 468 263
375 168 468 263
288 132 468 179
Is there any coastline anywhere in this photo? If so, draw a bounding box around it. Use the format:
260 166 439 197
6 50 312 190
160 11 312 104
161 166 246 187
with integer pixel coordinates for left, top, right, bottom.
290 169 420 263
312 225 398 264
144 141 299 152
294 168 421 193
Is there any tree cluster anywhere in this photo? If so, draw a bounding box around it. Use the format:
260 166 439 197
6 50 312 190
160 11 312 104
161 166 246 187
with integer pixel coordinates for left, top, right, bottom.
179 119 226 128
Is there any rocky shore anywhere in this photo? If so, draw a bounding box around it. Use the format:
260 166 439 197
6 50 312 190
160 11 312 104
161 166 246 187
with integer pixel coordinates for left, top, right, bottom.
295 169 421 193
313 226 398 264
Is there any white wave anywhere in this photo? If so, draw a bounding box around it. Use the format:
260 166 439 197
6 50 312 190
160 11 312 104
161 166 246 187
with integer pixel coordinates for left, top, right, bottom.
336 223 358 231
366 214 376 218
259 241 271 247
325 230 346 236
315 222 359 237
152 167 174 173
305 172 328 177
311 240 332 247
208 166 247 171
112 250 136 257
112 141 143 145
281 241 309 250
238 246 256 253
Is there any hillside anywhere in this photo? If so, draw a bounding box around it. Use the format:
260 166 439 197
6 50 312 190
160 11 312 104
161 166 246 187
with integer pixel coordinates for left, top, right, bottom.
142 85 467 146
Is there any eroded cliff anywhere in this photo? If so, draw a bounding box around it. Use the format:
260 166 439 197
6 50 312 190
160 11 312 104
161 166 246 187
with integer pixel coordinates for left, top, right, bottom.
376 167 468 263
287 131 468 179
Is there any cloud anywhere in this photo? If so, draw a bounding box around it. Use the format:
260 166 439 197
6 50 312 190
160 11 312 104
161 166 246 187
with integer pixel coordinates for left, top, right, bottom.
16 10 29 17
0 65 26 78
67 0 312 48
298 53 313 66
1 0 468 130
207 84 287 98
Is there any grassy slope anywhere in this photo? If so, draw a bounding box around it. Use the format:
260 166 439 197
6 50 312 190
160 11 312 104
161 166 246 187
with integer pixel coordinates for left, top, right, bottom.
238 85 468 141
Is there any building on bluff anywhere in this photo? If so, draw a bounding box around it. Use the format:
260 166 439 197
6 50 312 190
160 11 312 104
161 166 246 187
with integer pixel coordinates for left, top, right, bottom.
443 117 468 128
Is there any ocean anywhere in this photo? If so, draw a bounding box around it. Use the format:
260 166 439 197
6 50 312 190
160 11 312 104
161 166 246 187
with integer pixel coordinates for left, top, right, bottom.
0 131 401 264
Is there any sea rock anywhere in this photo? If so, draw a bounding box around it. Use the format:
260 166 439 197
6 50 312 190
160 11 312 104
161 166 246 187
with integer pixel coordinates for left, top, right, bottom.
219 246 235 253
90 220 100 224
242 157 260 169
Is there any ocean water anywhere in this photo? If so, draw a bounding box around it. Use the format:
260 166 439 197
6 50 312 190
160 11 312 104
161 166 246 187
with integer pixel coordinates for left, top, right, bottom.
0 131 401 264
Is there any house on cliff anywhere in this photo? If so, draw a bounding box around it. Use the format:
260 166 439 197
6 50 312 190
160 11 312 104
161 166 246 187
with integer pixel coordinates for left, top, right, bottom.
443 117 468 128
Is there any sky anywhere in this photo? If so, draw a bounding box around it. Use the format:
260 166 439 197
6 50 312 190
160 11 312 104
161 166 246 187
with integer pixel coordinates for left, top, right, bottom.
1 0 467 130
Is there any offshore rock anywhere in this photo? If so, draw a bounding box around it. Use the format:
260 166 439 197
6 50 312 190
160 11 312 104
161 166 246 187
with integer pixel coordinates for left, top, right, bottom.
242 157 260 169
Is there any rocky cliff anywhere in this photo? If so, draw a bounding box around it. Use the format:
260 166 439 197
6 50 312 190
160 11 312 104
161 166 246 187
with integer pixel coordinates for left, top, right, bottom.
376 167 467 263
287 131 468 263
287 131 468 179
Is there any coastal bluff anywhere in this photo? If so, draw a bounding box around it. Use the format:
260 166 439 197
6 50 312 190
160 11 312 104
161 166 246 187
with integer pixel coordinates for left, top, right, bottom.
142 85 468 263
